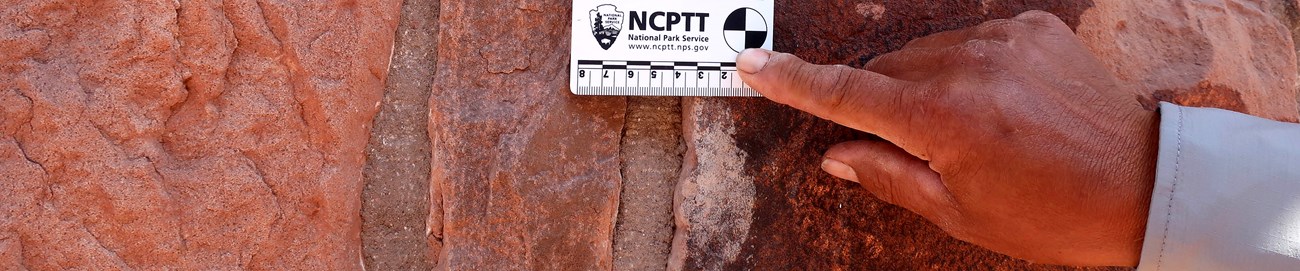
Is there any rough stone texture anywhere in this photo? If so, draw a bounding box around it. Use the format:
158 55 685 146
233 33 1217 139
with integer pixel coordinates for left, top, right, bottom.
671 98 759 271
361 0 439 269
672 0 1299 270
6 0 1300 270
426 0 626 269
614 97 683 271
675 98 1081 270
1263 0 1300 114
1077 0 1299 121
0 0 401 269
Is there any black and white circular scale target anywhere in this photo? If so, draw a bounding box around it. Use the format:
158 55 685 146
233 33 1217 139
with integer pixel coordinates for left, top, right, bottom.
722 7 769 53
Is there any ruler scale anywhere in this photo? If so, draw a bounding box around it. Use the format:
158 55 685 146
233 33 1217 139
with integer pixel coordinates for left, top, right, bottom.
570 0 774 97
574 60 751 96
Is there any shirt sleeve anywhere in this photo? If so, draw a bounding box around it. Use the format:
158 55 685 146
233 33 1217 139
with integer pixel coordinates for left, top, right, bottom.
1137 102 1300 271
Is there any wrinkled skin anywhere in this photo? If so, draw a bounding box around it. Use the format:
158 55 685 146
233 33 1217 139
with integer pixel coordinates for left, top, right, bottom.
737 11 1158 267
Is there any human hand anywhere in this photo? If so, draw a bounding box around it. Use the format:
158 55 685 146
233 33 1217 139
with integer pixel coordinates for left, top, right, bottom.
737 11 1158 267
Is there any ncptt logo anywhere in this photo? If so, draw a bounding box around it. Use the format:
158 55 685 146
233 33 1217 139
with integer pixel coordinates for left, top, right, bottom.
589 4 624 50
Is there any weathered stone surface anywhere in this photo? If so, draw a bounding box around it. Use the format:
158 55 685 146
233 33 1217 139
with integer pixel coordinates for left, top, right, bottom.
1077 0 1299 121
0 0 400 269
1266 0 1300 111
673 0 1299 270
6 0 1299 269
675 98 1078 270
615 97 683 271
361 0 440 269
426 0 626 269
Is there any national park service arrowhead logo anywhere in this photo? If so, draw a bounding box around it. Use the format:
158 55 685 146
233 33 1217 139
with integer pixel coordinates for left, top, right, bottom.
590 4 624 50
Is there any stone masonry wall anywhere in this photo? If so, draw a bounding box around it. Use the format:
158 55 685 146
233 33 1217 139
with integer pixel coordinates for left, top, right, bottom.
1 0 1296 270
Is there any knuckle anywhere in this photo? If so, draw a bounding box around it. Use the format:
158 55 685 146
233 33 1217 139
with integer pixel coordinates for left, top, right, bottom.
978 18 1016 31
863 169 901 206
954 41 997 64
786 62 821 90
903 29 965 49
866 51 907 71
975 19 1018 39
976 18 1048 44
864 55 889 71
919 79 961 115
953 40 1011 68
932 75 962 93
819 67 859 113
1015 10 1065 26
774 54 819 96
1015 10 1054 20
866 48 927 73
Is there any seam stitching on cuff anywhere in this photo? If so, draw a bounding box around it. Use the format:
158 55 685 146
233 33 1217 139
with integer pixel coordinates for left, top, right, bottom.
1154 106 1185 271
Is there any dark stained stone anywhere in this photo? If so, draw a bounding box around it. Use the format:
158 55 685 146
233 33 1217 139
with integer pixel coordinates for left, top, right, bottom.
672 0 1297 270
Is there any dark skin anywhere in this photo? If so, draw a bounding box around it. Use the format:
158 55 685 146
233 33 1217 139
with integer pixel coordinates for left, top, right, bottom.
736 11 1158 267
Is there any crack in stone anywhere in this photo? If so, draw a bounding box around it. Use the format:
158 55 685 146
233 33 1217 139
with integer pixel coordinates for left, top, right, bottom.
480 50 532 74
5 233 30 271
137 154 186 254
11 88 37 133
12 138 49 178
238 151 283 270
164 0 189 125
79 224 130 269
240 152 282 216
12 129 59 212
253 1 285 49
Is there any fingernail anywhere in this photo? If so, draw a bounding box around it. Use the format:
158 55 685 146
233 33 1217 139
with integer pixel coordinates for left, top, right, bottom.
737 49 770 74
821 158 858 183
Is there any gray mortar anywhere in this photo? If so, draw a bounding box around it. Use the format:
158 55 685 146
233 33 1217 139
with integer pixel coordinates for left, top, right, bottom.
615 97 686 271
361 0 440 269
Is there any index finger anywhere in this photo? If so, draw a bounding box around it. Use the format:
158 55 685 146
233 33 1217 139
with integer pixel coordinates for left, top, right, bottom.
737 49 922 145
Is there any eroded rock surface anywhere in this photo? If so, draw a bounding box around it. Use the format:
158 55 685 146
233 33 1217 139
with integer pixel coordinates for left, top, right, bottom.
1078 0 1299 121
4 0 1298 270
615 97 683 271
0 0 400 269
426 0 626 269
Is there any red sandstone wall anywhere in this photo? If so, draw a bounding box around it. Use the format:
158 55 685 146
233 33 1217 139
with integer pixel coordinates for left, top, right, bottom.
1 0 1296 270
0 0 401 269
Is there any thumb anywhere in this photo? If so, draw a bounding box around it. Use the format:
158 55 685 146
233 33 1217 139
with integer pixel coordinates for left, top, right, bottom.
737 49 917 142
822 140 955 219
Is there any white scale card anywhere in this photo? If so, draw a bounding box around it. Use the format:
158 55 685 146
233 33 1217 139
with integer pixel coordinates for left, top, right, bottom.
570 0 774 96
